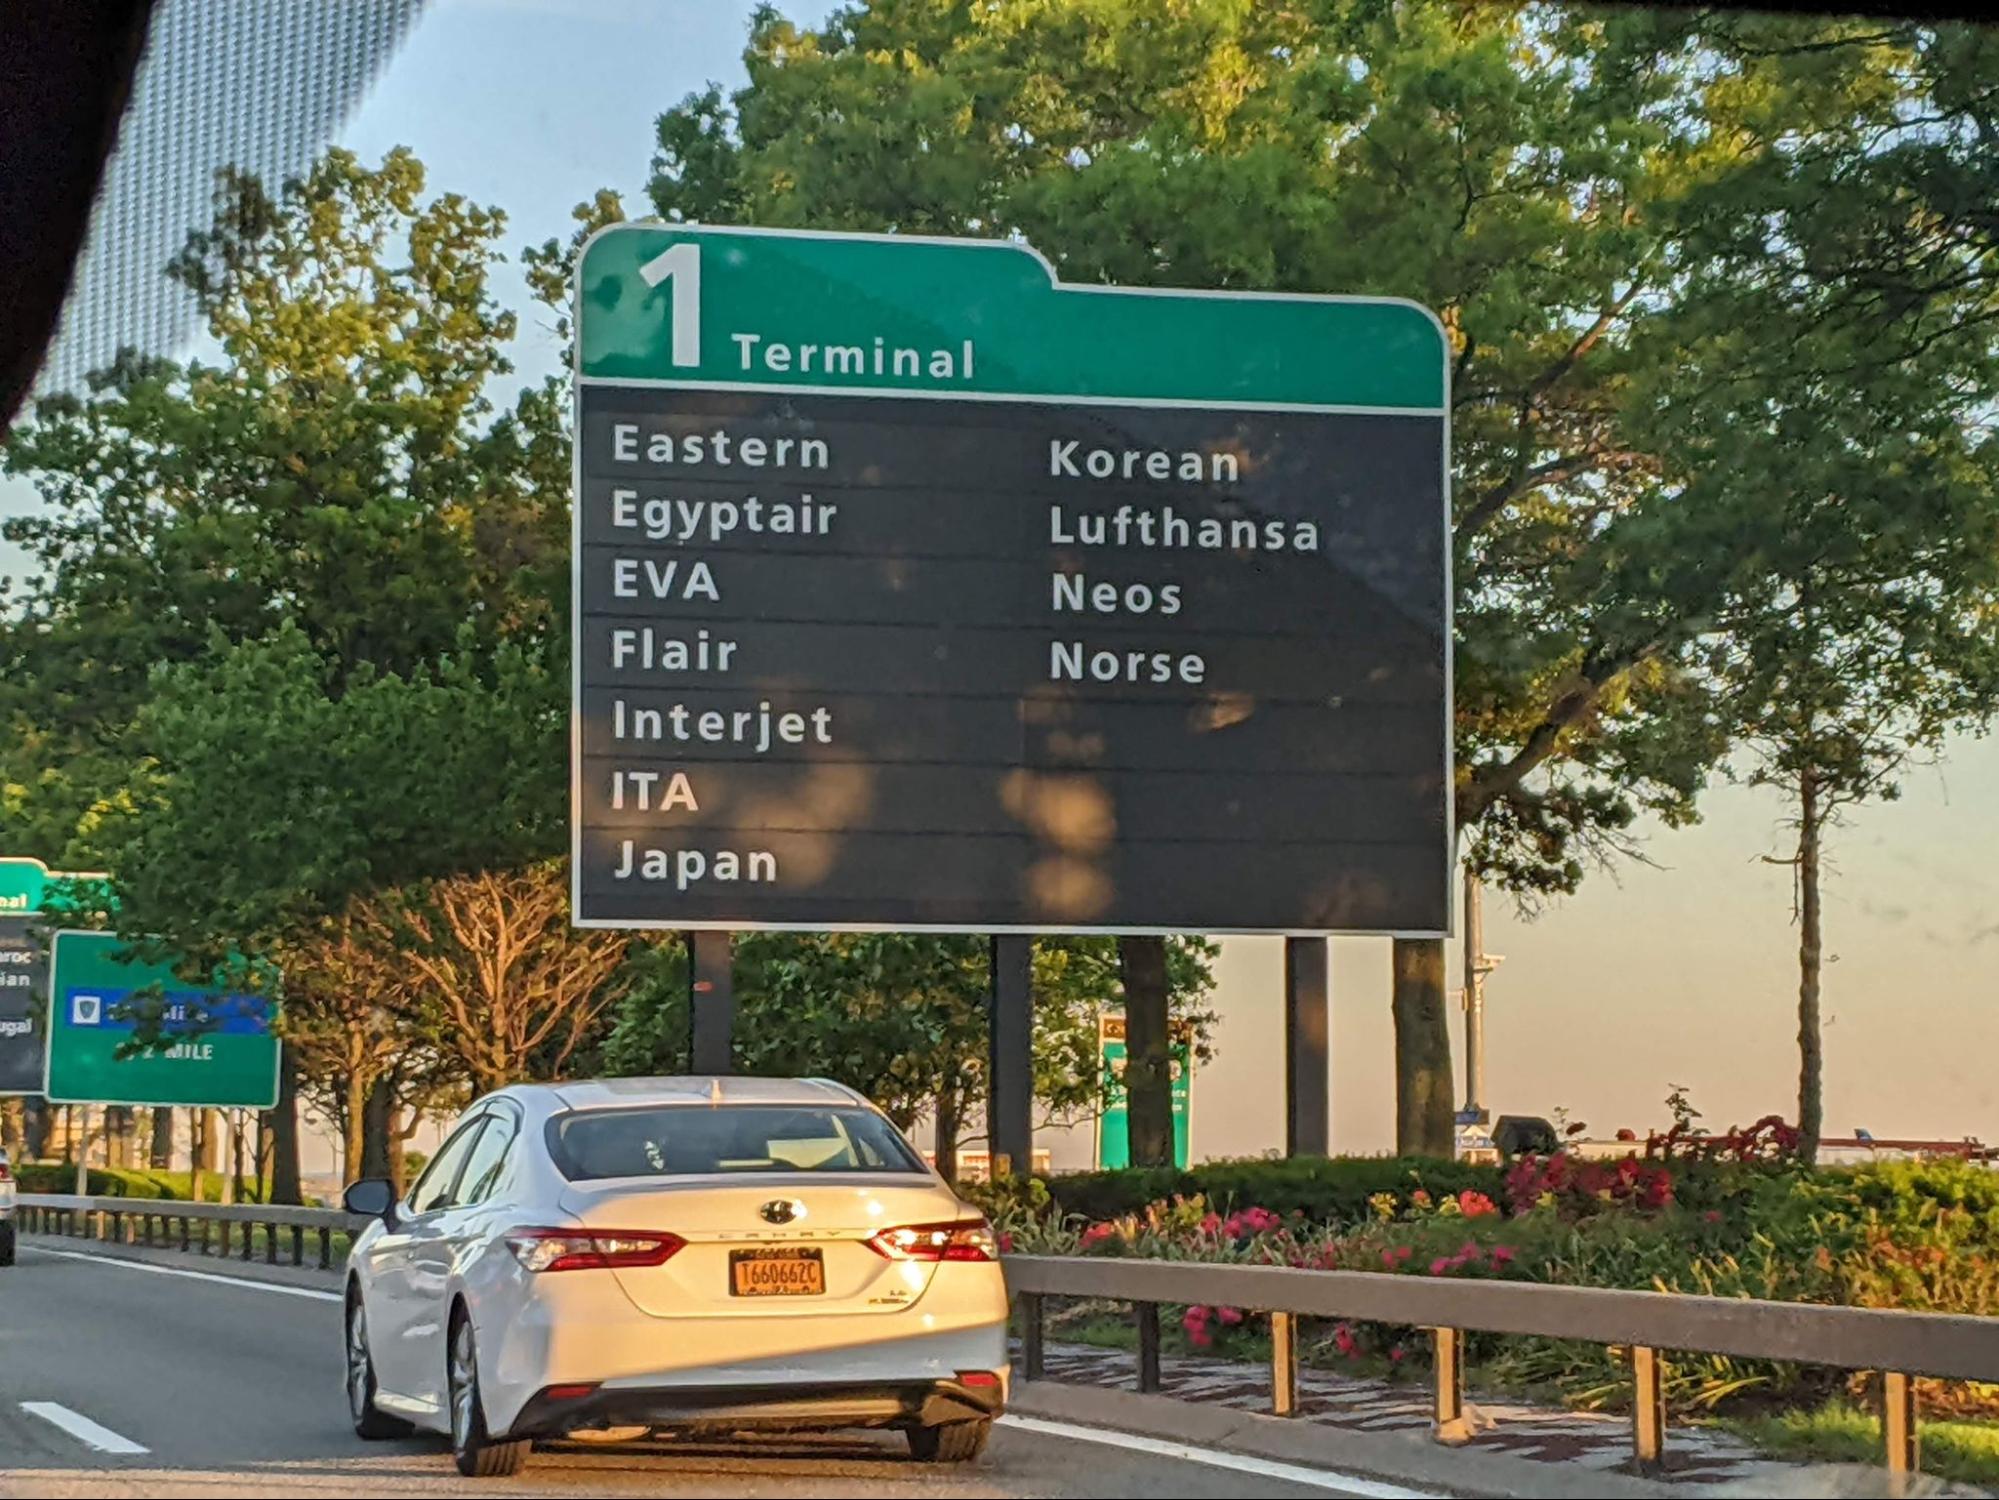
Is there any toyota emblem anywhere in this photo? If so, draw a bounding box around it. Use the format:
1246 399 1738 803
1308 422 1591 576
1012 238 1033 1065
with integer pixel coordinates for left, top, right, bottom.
759 1199 800 1225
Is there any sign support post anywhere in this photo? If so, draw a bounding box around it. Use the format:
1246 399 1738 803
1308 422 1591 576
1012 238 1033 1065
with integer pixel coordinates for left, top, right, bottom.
1284 936 1330 1157
987 935 1033 1177
688 930 735 1074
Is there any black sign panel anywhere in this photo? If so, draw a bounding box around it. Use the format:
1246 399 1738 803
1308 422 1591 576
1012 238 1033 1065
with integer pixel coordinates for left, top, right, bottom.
572 388 1449 933
0 916 47 1095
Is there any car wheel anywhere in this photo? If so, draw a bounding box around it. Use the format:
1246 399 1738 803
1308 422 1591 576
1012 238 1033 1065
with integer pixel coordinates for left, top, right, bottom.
907 1418 991 1463
448 1310 530 1478
345 1292 413 1439
0 1222 14 1268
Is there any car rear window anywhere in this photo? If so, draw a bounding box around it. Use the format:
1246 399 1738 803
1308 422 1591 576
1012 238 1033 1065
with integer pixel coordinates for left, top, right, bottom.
545 1104 927 1181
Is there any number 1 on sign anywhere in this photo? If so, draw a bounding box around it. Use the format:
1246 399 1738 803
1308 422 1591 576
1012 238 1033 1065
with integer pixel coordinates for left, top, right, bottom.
639 242 701 367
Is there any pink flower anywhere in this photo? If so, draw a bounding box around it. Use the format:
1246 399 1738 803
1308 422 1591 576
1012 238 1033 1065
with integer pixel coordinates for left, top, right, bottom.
1429 1256 1451 1275
1199 1212 1222 1235
1217 1306 1244 1326
1459 1240 1481 1260
1182 1304 1210 1337
1187 1326 1212 1348
998 1230 1014 1254
1334 1322 1358 1357
1380 1247 1399 1268
1704 1210 1723 1225
1394 1245 1414 1264
1389 1346 1405 1364
1490 1245 1516 1267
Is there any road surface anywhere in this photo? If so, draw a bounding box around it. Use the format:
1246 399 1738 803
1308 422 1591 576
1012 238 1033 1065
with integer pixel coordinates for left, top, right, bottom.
0 1242 1400 1498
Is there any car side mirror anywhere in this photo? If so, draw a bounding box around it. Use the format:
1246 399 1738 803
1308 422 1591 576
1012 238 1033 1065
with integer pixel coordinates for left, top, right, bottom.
343 1178 397 1224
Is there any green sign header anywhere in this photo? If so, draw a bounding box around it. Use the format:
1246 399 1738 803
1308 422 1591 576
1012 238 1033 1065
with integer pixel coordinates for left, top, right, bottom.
44 930 279 1108
576 225 1446 412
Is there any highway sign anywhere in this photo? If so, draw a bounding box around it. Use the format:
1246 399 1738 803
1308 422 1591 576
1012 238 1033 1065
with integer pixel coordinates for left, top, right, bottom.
0 857 116 1097
1094 1014 1191 1170
572 224 1451 934
43 930 279 1108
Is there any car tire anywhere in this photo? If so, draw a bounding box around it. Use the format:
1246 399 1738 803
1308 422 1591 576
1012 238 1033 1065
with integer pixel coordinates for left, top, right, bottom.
345 1292 414 1439
448 1310 530 1478
907 1418 991 1463
0 1222 14 1268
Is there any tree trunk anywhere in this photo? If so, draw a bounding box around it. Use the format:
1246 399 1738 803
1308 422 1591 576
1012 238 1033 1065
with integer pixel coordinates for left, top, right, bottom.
221 1111 240 1205
361 1074 395 1182
23 1097 49 1159
270 1046 302 1204
105 1106 135 1168
188 1109 204 1202
198 1108 220 1171
149 1107 174 1169
1797 769 1825 1165
933 1085 960 1184
1393 937 1456 1157
343 1070 367 1185
1 1097 20 1154
1119 936 1174 1168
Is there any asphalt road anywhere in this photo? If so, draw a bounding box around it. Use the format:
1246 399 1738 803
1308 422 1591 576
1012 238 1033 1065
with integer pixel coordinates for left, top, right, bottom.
0 1243 1379 1498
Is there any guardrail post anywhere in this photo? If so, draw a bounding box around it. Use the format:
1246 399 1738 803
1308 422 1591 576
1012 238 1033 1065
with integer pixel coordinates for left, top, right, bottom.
1136 1302 1162 1393
1432 1327 1469 1442
1632 1345 1666 1471
1019 1293 1045 1381
218 1219 231 1258
1882 1371 1918 1495
1271 1311 1299 1417
265 1221 278 1264
241 1220 253 1261
179 1215 190 1253
291 1225 304 1267
318 1226 331 1272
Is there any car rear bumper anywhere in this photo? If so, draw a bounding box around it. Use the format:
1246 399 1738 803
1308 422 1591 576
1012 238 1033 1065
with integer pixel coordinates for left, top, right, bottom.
506 1375 1005 1440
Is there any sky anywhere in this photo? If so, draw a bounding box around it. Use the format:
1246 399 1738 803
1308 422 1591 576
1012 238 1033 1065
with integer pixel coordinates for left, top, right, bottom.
19 0 1999 1171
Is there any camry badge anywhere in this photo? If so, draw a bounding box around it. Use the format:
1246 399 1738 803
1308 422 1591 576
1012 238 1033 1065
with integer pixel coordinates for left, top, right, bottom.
759 1199 800 1225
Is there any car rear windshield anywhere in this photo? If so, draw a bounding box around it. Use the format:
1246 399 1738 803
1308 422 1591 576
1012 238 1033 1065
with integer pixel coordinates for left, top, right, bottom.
545 1104 927 1181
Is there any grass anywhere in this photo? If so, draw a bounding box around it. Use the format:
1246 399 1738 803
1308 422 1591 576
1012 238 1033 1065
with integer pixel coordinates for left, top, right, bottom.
1722 1401 1999 1486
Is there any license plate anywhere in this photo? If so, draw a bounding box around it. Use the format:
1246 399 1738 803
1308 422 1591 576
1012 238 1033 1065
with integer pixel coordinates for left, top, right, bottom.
730 1248 825 1297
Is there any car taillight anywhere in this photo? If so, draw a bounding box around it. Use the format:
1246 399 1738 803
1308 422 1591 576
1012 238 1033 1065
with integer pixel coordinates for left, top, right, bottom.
504 1228 683 1273
866 1220 998 1263
0 1161 11 1182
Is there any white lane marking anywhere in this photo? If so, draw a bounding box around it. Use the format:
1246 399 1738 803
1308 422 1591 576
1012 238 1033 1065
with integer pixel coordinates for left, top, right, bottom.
19 1401 149 1455
997 1414 1442 1499
21 1245 342 1302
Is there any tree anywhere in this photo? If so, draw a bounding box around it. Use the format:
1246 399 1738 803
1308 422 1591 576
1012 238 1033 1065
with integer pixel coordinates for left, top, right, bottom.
600 932 1215 1152
641 4 1999 1143
1699 381 1999 1162
366 864 635 1096
1 146 566 870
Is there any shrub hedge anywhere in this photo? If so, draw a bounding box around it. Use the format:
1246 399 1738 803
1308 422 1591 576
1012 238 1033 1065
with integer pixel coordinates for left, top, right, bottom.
1027 1154 1506 1228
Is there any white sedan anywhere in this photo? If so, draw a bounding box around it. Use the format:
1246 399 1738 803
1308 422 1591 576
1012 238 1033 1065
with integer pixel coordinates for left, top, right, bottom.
340 1077 1010 1476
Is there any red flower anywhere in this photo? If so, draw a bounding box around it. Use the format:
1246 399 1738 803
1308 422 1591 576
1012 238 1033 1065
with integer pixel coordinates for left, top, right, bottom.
1388 1346 1405 1363
1429 1256 1451 1275
1217 1306 1244 1326
1380 1248 1399 1269
998 1230 1015 1254
1334 1323 1358 1357
1457 1190 1498 1218
1410 1190 1432 1207
1490 1245 1516 1267
1703 1210 1723 1225
1395 1245 1414 1263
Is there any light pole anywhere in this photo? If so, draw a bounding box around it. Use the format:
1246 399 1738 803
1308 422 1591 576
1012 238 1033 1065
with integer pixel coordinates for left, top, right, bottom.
1460 870 1502 1124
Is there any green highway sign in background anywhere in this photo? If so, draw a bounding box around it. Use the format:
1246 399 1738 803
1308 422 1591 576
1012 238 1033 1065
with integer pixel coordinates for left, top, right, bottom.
44 929 279 1108
1094 1015 1191 1171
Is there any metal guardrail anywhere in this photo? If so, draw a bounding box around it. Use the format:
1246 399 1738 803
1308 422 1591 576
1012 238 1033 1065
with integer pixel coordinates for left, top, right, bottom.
1003 1254 1999 1486
17 1198 1987 1485
18 1192 364 1271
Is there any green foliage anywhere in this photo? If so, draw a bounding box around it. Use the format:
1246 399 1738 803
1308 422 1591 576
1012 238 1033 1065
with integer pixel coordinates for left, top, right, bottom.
649 2 1999 895
598 933 1217 1133
1038 1154 1504 1228
13 1163 266 1202
1725 1402 1999 1487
